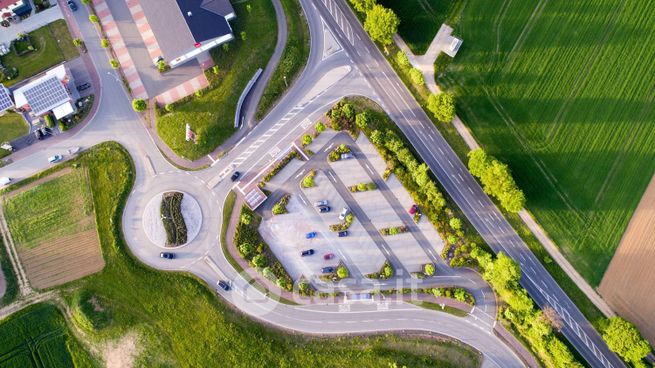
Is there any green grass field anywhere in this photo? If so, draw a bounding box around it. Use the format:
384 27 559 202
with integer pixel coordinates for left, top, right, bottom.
0 112 28 143
156 0 277 161
437 0 655 285
40 142 481 367
4 169 94 249
0 303 97 367
378 0 460 55
1 20 78 87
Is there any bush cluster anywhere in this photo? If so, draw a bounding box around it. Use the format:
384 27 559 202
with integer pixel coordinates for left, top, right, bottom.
329 213 353 232
234 206 293 291
261 150 299 185
328 143 351 162
301 169 316 188
160 192 187 246
349 182 377 192
378 225 407 236
272 194 290 215
366 260 394 280
432 287 474 306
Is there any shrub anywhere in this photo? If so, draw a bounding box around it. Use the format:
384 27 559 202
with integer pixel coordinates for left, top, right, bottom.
315 121 326 133
109 59 120 69
355 112 369 129
262 150 298 183
89 14 99 23
165 103 174 112
239 242 255 257
301 170 316 188
337 265 349 279
449 217 462 231
395 51 410 68
301 134 312 147
409 68 424 86
160 192 187 246
251 254 268 268
72 38 83 47
328 151 340 162
366 182 377 191
262 267 275 281
357 183 366 191
423 263 435 276
240 31 247 41
211 65 220 75
132 99 147 112
44 114 55 128
157 60 169 73
382 263 394 278
240 213 252 225
100 38 109 48
272 194 290 215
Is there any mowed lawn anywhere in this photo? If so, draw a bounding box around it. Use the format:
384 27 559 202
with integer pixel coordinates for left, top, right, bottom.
4 169 94 249
439 0 655 285
0 112 28 143
378 0 460 55
0 19 78 87
0 303 96 367
156 0 277 160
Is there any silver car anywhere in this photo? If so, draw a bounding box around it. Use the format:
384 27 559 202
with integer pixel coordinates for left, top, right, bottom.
339 207 349 221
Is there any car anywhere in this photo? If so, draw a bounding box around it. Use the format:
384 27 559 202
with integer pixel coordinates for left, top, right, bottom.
323 253 335 260
0 177 11 186
314 200 328 207
34 129 43 140
67 0 78 11
159 252 174 259
409 204 419 215
321 266 336 274
341 153 354 160
301 249 315 257
305 231 317 239
39 127 49 136
218 280 231 291
318 205 331 213
338 230 348 237
48 155 63 163
76 83 91 91
339 207 349 220
230 171 240 181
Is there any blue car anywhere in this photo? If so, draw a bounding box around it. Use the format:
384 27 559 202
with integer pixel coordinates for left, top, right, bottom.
306 231 317 239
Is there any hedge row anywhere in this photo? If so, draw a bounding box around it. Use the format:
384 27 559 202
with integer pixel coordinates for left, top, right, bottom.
160 191 187 246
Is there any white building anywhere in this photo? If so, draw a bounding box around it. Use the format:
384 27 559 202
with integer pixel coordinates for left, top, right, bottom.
13 64 78 119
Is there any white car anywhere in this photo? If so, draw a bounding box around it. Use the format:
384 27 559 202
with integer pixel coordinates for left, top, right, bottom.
48 155 63 163
0 177 11 186
339 207 349 221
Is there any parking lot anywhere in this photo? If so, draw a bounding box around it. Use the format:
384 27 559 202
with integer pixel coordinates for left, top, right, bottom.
259 132 444 282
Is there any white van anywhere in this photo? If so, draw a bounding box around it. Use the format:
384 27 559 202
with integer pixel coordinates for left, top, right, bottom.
0 177 11 186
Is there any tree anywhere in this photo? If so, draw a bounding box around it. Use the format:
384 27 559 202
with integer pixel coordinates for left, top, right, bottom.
602 317 651 366
238 242 255 257
341 103 355 120
240 31 247 41
301 134 312 146
467 148 489 178
363 5 399 46
89 14 99 23
132 99 147 112
423 263 435 276
251 254 268 268
467 148 525 213
262 267 275 280
409 68 424 86
240 213 252 225
100 38 109 48
427 92 455 123
337 265 349 279
355 112 369 129
395 51 410 68
449 218 462 231
542 306 564 331
547 337 580 368
315 121 326 133
484 252 521 290
349 0 376 13
370 129 384 145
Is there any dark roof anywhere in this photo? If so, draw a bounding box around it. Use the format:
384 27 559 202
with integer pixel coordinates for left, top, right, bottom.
176 0 233 43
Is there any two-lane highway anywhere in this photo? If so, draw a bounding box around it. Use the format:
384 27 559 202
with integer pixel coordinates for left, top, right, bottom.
312 0 625 366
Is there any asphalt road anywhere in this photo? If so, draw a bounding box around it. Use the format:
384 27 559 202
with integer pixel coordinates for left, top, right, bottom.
313 0 626 367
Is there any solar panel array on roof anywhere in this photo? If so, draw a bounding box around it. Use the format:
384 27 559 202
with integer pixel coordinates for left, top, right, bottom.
22 76 69 115
0 85 12 112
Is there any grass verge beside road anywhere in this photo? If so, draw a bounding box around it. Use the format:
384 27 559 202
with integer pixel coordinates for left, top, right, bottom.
0 237 18 306
410 301 468 318
220 190 243 273
156 0 277 160
256 0 310 120
5 141 480 366
0 20 78 86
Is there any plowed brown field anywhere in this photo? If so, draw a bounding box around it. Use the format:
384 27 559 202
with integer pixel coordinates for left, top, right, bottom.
599 174 655 345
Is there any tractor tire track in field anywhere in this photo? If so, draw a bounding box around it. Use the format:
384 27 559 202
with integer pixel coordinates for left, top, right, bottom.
502 0 548 72
0 203 31 297
493 0 513 54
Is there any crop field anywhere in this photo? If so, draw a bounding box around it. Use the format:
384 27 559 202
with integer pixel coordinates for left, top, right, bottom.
439 0 655 285
3 169 103 288
378 0 460 55
0 303 95 367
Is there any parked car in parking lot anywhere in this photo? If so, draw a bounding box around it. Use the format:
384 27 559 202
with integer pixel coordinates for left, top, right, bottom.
318 205 331 213
321 266 336 274
339 207 349 220
48 155 63 163
301 249 315 257
160 252 175 259
323 253 334 260
305 231 317 239
314 200 328 207
230 171 241 181
338 230 348 237
218 280 231 291
409 204 419 214
67 0 78 11
341 153 354 160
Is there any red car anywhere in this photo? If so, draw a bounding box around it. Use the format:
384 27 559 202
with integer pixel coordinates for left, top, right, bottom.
409 204 419 214
323 253 335 260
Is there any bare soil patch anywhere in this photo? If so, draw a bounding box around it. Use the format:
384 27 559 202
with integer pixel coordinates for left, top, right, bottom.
599 174 655 345
103 332 139 368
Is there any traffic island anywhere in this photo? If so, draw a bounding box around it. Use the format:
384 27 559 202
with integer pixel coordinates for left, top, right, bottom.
142 191 202 248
